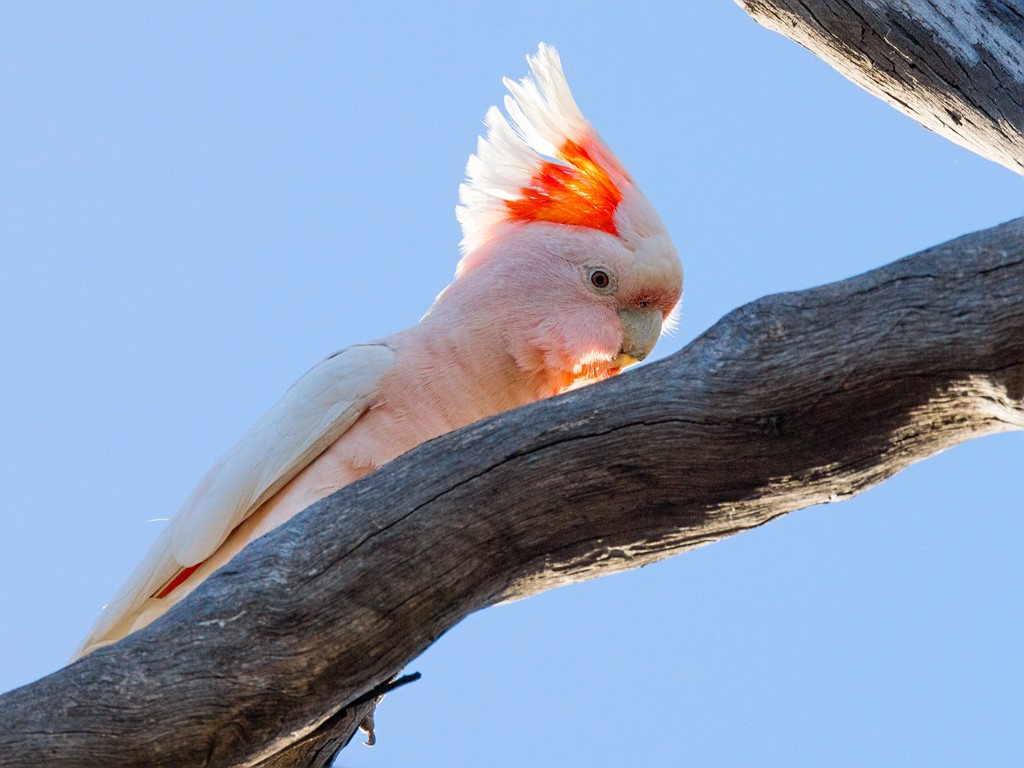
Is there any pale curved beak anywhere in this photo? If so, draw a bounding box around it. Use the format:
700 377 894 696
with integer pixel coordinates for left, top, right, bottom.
613 307 663 369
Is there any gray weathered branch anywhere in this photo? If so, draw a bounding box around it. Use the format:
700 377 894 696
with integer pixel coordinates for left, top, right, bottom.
735 0 1024 174
1 217 1021 766
2 6 1019 764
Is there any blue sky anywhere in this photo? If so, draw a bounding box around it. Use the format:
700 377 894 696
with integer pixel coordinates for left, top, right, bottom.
1 3 1021 766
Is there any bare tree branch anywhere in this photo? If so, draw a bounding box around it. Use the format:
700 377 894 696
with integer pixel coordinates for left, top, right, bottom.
1 217 1021 767
735 0 1024 174
4 8 1022 761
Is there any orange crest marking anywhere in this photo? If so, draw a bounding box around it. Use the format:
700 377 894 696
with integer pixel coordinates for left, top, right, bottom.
505 139 623 236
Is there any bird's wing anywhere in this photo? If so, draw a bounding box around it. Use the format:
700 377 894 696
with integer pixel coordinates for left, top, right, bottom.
168 343 395 565
74 343 395 657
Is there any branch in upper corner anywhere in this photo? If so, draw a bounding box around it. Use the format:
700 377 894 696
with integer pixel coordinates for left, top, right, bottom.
0 218 1021 766
736 0 1024 174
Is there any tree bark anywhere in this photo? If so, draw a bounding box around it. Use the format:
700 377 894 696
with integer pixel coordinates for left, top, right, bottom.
735 0 1024 174
0 217 1021 767
3 5 1023 762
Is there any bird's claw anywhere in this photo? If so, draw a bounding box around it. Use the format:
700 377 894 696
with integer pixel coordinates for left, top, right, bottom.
359 712 376 747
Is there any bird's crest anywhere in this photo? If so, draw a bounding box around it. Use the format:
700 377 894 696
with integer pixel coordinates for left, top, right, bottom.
456 44 631 261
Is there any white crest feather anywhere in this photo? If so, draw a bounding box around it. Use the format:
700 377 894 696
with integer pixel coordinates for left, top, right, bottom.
456 44 593 259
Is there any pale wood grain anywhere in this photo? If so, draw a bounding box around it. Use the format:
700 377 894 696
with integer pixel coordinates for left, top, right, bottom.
736 0 1024 174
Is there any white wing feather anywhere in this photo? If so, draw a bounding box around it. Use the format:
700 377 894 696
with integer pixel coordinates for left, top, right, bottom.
74 343 395 657
170 343 394 564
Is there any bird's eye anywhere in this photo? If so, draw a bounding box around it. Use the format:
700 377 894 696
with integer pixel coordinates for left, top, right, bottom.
586 266 616 294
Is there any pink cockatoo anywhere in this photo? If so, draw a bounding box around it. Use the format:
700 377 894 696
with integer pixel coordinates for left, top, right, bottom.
74 44 683 659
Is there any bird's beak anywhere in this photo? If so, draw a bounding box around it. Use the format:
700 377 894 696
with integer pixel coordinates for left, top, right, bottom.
613 307 663 369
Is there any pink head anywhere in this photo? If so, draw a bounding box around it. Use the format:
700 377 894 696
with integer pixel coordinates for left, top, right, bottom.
436 44 683 394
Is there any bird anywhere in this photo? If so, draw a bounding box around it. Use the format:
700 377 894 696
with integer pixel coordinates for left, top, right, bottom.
73 43 683 659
